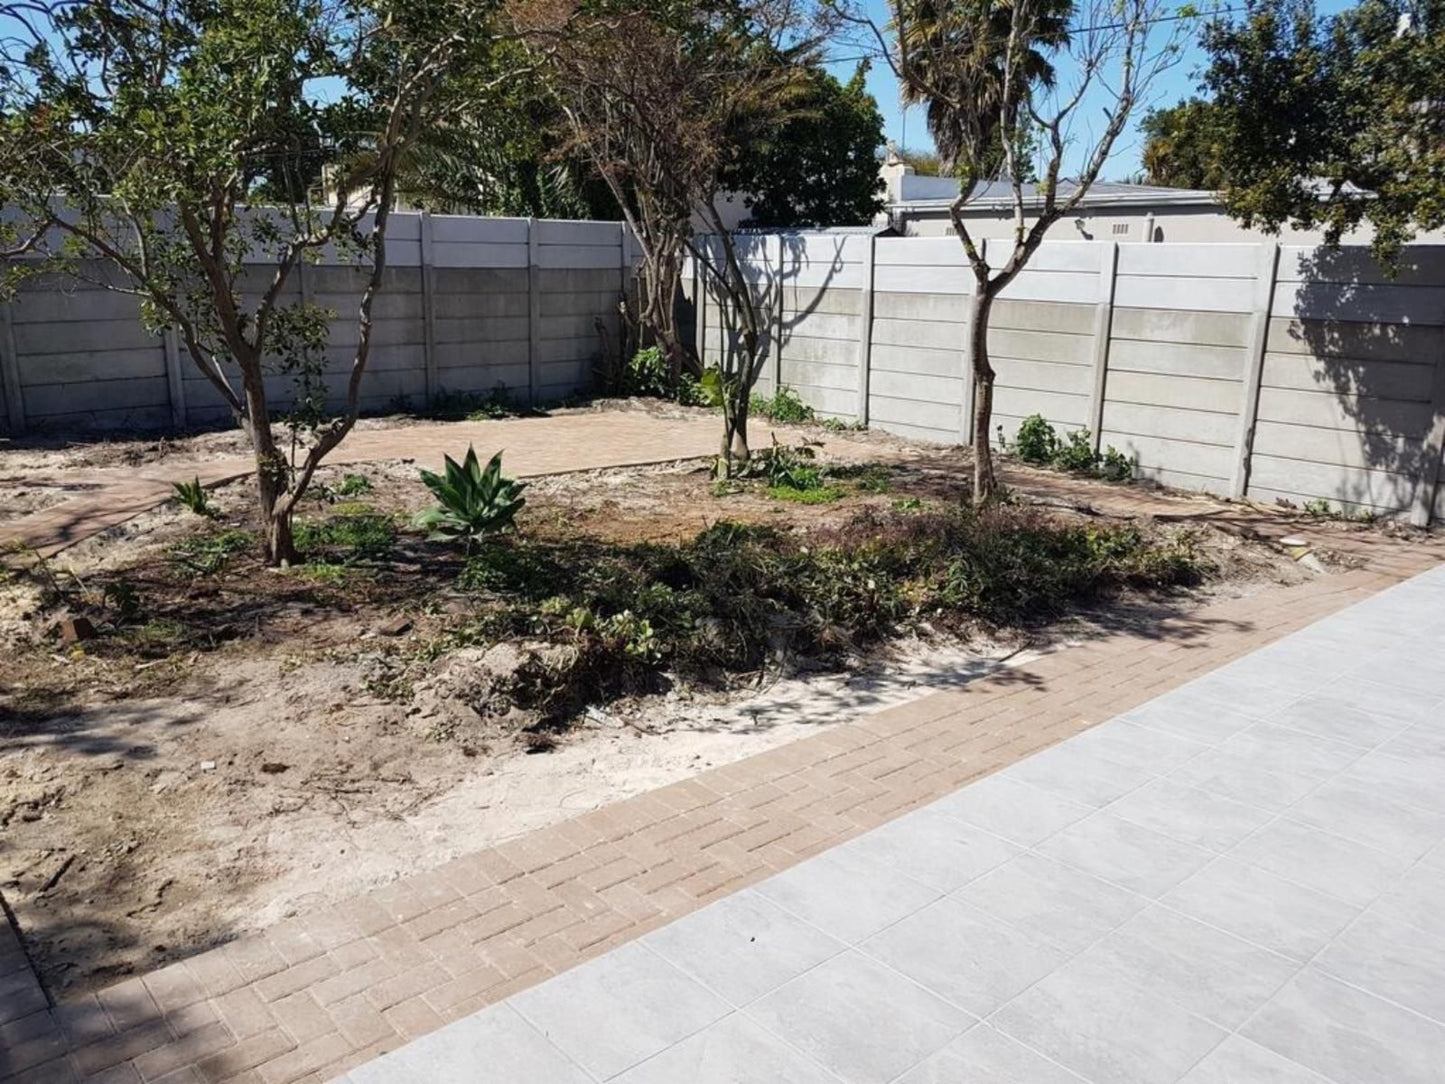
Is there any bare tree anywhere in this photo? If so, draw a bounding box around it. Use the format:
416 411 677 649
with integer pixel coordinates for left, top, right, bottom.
513 0 823 473
845 0 1185 501
1 0 510 564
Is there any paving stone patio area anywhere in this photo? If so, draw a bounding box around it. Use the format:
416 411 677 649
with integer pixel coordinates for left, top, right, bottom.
337 564 1445 1084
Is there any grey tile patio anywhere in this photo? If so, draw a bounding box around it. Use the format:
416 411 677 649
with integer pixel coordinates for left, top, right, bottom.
334 564 1445 1084
893 1024 1090 1084
752 847 940 944
989 954 1226 1084
1160 855 1359 962
860 896 1068 1017
611 1013 839 1084
641 889 845 1008
1227 818 1413 909
743 951 972 1084
1243 967 1445 1084
926 773 1092 847
1076 905 1299 1028
953 851 1148 954
508 941 730 1080
837 808 1020 893
345 1003 593 1084
1034 810 1215 898
1176 1036 1332 1083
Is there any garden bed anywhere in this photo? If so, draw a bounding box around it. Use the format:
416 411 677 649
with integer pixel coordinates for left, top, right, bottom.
1 432 1322 996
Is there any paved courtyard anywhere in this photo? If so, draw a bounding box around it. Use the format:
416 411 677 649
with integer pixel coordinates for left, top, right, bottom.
337 564 1445 1084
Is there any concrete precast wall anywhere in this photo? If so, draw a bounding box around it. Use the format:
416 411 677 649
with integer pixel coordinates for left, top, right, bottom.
690 233 1445 525
0 215 635 433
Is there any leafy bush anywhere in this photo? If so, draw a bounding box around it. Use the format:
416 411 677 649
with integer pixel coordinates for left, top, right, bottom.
624 346 671 398
414 447 527 552
335 473 372 497
1010 414 1133 481
820 417 866 432
760 437 822 490
1014 415 1060 464
170 529 255 575
451 506 1206 721
295 510 396 562
172 477 215 518
751 385 815 423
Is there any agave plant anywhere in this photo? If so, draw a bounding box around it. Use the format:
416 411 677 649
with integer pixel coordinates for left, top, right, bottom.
413 447 527 552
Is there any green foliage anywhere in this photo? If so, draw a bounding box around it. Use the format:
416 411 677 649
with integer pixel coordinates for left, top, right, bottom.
760 437 822 490
294 511 396 562
625 346 671 398
819 416 867 433
1200 0 1445 260
103 579 143 622
1014 414 1060 464
1010 415 1133 481
335 473 373 498
1140 99 1228 190
767 484 843 503
170 530 256 575
725 62 886 228
751 385 815 423
414 447 527 550
428 387 524 421
444 507 1205 720
172 478 216 518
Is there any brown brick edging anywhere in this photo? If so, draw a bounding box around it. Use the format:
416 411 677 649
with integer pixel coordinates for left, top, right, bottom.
0 560 1431 1084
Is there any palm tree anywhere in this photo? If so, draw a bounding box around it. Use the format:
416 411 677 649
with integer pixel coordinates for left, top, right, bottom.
896 0 1071 189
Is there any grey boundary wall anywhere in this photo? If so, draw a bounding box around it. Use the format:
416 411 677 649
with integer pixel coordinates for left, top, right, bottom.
690 234 1445 526
0 215 634 434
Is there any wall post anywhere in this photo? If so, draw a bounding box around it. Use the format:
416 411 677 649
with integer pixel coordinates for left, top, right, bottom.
1087 241 1119 449
1412 355 1445 526
771 234 784 391
163 328 187 429
0 301 23 436
527 216 541 407
419 210 439 406
693 250 705 365
856 232 876 424
1230 241 1280 497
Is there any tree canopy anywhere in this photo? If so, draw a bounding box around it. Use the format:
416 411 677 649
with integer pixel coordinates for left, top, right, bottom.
724 62 885 228
1198 0 1444 259
1139 99 1229 190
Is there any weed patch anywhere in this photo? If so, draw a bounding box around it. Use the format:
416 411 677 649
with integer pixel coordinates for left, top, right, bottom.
294 512 396 562
170 529 255 575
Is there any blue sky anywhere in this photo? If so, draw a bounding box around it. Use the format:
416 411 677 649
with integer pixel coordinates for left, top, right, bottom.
829 0 1353 181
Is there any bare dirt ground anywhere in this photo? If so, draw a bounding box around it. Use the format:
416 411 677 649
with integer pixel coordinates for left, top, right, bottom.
0 422 1346 997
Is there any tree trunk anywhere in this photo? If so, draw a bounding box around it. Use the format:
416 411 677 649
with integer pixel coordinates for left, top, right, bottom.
730 391 751 463
240 367 299 567
968 290 998 504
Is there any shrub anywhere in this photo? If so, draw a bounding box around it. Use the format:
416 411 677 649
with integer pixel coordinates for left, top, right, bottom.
1011 415 1133 482
414 447 527 552
335 473 372 497
760 437 823 490
1014 415 1059 464
624 346 671 398
449 506 1205 723
172 477 215 518
295 510 396 562
170 529 255 575
751 385 815 423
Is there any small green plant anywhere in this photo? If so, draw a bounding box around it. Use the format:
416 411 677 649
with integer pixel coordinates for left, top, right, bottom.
624 346 670 398
1303 498 1334 517
760 436 823 490
103 579 142 621
414 447 528 552
334 473 372 497
1014 415 1060 464
1052 430 1098 473
170 530 255 575
751 385 815 423
172 477 215 518
820 416 866 432
295 511 396 562
1100 446 1133 482
767 484 843 503
893 496 925 511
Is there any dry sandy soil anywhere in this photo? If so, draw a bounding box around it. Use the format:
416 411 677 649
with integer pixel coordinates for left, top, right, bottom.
0 425 1337 997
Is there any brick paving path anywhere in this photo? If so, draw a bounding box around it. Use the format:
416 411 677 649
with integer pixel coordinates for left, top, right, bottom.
2 531 1440 1082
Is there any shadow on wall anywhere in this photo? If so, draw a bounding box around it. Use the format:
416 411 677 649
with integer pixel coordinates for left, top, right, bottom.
1280 246 1445 518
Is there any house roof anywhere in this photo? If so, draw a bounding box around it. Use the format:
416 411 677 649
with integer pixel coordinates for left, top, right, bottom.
891 177 1221 213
